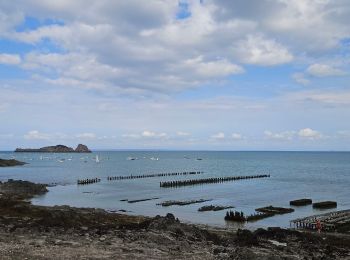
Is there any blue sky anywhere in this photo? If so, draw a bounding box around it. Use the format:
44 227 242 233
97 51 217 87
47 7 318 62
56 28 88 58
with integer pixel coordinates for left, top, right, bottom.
0 0 350 150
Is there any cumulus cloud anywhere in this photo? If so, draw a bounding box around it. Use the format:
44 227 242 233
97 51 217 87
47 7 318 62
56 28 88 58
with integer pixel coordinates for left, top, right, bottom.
4 0 348 95
306 63 346 77
210 132 225 140
179 56 244 78
0 53 21 65
0 1 350 150
233 34 293 66
264 130 295 141
298 128 322 139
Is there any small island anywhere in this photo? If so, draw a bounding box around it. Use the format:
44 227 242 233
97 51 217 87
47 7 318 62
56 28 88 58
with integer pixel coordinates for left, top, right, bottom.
15 144 91 153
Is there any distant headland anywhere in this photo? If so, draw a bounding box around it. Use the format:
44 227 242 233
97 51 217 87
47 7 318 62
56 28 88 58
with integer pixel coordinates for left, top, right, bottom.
14 144 91 153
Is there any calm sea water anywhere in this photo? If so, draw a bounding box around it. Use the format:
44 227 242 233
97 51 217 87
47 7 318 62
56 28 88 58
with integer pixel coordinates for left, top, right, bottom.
0 151 349 229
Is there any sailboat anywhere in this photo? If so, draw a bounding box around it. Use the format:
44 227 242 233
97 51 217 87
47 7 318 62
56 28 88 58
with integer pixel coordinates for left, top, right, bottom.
95 155 100 163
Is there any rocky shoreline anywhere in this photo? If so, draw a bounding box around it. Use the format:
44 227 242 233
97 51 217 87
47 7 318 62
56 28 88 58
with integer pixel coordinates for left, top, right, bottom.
0 180 349 259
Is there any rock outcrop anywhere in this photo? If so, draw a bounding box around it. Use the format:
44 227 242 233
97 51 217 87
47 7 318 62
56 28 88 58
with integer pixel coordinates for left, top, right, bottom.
15 144 91 153
0 158 26 167
75 144 91 153
0 179 48 199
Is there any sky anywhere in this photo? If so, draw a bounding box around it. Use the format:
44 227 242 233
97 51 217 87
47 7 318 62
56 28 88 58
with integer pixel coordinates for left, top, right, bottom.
0 0 350 151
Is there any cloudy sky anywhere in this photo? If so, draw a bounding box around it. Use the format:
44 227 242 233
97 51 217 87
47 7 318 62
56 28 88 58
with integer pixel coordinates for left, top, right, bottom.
0 0 350 150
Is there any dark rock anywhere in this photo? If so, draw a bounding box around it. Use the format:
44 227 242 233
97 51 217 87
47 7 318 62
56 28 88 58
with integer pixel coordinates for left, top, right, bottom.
165 213 176 221
313 201 337 209
0 179 48 199
256 206 294 214
0 158 26 167
290 199 313 206
236 229 258 246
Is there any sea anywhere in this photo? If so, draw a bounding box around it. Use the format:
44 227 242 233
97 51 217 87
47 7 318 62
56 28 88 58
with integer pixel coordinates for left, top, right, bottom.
0 151 349 229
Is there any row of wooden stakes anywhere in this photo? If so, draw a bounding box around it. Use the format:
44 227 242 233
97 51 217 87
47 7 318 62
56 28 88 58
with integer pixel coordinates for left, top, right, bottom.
160 174 270 188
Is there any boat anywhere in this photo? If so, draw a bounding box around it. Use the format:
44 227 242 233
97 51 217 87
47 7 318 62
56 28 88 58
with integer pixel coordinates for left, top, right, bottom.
127 157 138 160
150 157 159 161
95 155 100 163
196 158 203 161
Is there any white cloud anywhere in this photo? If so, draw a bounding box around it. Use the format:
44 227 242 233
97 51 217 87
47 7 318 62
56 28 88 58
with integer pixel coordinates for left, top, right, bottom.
292 73 310 86
180 56 244 78
121 133 140 139
123 131 168 139
264 130 295 141
298 128 322 139
176 131 191 137
76 133 96 139
231 133 242 140
233 34 293 66
211 132 225 139
306 63 346 77
0 53 21 65
24 130 51 140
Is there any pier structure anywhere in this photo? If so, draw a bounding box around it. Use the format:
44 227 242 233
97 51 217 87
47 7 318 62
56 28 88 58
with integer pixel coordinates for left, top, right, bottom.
77 178 101 185
160 174 270 188
290 209 350 232
107 171 203 181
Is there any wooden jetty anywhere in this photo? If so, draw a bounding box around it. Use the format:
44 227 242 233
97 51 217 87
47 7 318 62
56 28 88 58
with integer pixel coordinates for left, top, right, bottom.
77 178 101 185
290 209 350 232
107 171 203 181
160 174 270 188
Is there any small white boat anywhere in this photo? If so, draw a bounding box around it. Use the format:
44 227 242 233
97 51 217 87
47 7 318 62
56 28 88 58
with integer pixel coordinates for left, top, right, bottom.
150 157 159 161
127 157 137 160
95 155 100 163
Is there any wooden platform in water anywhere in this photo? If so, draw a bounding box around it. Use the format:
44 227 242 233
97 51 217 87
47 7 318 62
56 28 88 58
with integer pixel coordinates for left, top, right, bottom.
290 209 350 232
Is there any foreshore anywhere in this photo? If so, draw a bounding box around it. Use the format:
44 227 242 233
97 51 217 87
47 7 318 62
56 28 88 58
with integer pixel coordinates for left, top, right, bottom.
0 180 349 259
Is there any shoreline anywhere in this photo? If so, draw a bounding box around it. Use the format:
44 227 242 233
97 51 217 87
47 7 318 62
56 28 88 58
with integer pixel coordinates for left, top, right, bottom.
1 179 350 259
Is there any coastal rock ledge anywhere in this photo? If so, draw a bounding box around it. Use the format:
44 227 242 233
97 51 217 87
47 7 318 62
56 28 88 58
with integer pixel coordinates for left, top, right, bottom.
15 144 91 153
